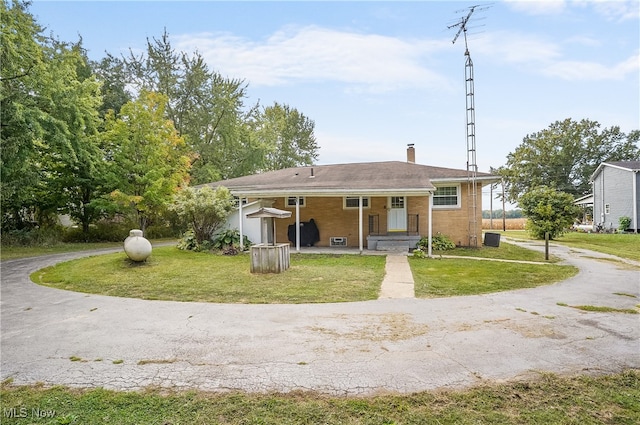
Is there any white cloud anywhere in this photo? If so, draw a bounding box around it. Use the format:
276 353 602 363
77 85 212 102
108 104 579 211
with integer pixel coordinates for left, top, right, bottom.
508 0 640 21
314 131 400 165
504 0 567 16
476 30 638 81
173 26 453 93
475 31 562 64
565 35 602 47
542 51 640 80
577 0 640 22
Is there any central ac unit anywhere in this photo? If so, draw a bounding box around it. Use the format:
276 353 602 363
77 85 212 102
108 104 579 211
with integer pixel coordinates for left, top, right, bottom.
330 237 347 247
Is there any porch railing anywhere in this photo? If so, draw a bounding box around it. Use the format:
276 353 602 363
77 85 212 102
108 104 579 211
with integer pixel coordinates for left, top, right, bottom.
368 214 419 236
369 214 380 235
408 214 419 235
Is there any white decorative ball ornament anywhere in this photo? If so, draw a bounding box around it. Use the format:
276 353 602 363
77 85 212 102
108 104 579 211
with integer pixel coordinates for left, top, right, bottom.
124 229 152 262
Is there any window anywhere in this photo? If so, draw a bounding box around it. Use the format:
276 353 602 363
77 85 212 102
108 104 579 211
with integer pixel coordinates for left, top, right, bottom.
233 197 248 207
344 196 370 209
390 196 404 208
286 196 305 207
433 185 460 208
604 203 610 214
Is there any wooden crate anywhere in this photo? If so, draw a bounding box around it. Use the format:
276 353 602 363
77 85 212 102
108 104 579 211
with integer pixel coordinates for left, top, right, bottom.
250 243 290 273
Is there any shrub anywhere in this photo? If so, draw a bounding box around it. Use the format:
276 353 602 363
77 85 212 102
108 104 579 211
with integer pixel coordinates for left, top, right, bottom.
619 216 631 232
412 248 427 258
212 229 252 253
1 226 64 246
145 224 179 239
416 233 456 252
176 230 213 252
63 221 131 243
169 186 235 245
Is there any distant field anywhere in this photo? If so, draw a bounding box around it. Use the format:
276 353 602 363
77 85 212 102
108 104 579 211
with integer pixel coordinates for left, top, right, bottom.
482 218 527 230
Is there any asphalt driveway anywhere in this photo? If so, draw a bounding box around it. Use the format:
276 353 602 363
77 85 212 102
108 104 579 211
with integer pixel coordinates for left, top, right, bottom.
1 241 638 395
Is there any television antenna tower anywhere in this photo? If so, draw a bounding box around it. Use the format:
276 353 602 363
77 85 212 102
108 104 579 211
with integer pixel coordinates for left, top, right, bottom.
448 4 490 247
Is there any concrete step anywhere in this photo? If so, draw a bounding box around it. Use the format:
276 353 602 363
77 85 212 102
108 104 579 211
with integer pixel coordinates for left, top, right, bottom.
376 240 411 252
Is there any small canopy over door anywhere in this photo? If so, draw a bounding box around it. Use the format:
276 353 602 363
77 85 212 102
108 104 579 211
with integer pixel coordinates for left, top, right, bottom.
246 207 292 245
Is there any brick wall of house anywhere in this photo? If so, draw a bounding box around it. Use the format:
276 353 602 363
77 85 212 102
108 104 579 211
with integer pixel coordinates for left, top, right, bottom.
262 185 482 248
273 196 381 247
432 183 483 246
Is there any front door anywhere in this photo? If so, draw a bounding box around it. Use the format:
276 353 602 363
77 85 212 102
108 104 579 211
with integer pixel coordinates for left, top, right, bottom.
388 196 407 232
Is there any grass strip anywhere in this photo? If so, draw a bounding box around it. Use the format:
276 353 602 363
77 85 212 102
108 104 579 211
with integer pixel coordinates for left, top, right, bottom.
445 241 561 262
31 247 385 304
2 370 639 424
558 304 639 314
410 257 577 298
496 231 640 262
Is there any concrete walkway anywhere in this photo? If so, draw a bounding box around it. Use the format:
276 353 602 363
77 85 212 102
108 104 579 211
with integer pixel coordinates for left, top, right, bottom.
1 242 639 395
378 254 415 299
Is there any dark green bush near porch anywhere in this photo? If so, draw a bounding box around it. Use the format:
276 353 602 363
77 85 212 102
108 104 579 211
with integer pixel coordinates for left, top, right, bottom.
417 233 456 252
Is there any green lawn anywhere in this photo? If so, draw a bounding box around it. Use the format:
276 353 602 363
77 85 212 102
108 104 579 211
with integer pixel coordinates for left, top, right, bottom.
444 241 562 262
411 257 577 298
2 370 639 424
31 247 386 304
498 231 640 262
410 241 578 298
31 243 579 303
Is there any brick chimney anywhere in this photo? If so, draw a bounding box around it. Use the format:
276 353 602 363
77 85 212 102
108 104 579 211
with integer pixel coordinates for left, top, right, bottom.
407 144 415 163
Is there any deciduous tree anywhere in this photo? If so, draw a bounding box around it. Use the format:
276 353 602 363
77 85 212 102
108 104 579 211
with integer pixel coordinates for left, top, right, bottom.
1 1 104 232
123 32 259 183
499 118 639 203
1 0 49 228
256 102 318 171
119 31 319 183
519 186 581 239
49 43 105 233
102 91 191 233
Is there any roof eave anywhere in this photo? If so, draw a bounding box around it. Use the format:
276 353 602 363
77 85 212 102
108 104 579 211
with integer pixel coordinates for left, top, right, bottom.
230 188 436 198
590 162 639 181
430 176 501 185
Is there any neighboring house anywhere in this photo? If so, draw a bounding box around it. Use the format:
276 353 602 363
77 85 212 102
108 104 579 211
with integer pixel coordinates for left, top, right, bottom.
206 146 499 252
591 160 640 232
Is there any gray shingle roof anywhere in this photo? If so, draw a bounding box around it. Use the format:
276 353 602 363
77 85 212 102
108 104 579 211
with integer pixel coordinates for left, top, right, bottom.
590 160 640 181
606 161 640 171
204 161 498 197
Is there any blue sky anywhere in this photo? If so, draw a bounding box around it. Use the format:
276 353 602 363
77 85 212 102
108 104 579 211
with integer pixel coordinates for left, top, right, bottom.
30 1 639 207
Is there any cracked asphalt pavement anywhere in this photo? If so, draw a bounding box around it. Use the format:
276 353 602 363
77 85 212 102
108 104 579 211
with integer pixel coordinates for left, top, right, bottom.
1 241 639 395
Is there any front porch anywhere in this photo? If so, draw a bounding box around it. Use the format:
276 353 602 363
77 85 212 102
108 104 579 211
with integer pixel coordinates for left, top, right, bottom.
366 212 421 251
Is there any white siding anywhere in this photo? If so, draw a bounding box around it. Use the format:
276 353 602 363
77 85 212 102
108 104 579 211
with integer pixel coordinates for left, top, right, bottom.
221 200 275 245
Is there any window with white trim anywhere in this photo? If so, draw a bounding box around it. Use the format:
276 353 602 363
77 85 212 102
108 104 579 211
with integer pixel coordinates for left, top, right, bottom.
604 203 610 214
390 196 404 208
433 185 460 208
343 196 370 209
286 196 305 207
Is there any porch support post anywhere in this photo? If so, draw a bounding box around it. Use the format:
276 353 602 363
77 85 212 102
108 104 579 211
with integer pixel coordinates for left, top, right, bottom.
358 196 363 253
428 192 433 257
295 196 301 252
239 198 244 251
